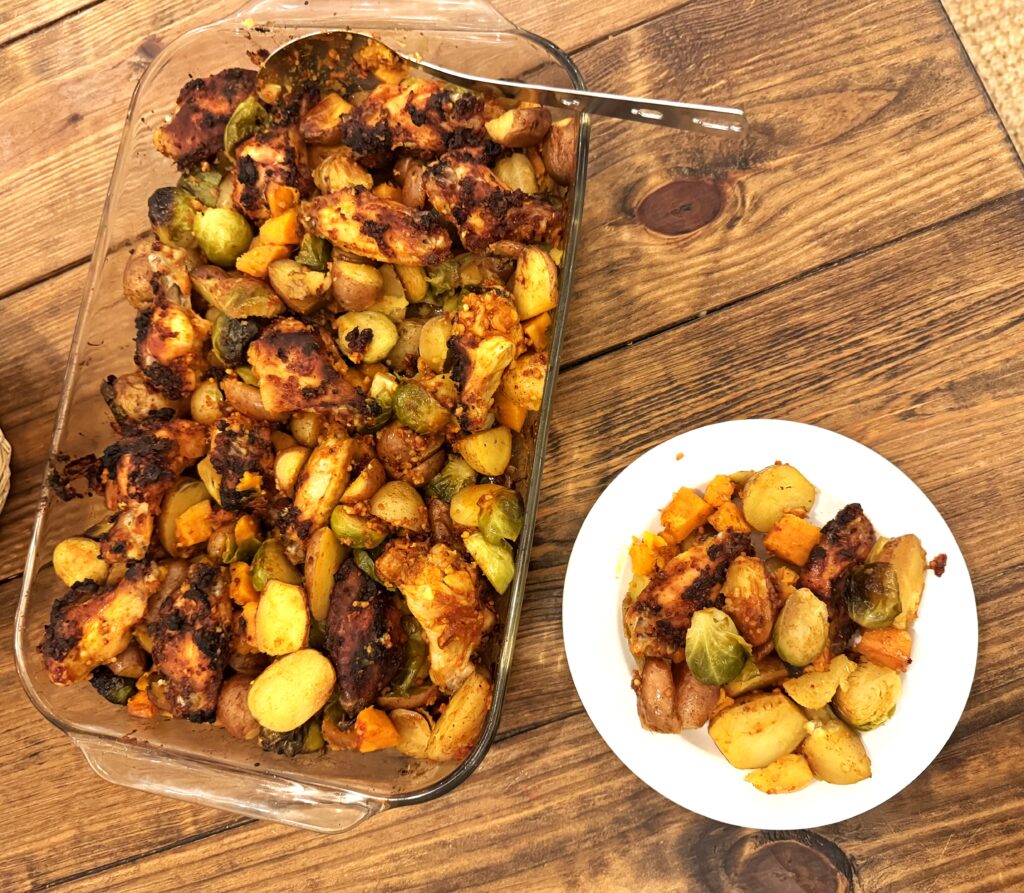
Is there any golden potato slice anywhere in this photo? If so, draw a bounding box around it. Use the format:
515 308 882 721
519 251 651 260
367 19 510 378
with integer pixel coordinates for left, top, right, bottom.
485 103 552 148
304 526 347 622
53 537 109 587
425 670 492 761
255 579 309 656
511 246 558 320
745 754 815 794
455 427 512 476
247 649 336 733
801 718 872 784
708 692 809 769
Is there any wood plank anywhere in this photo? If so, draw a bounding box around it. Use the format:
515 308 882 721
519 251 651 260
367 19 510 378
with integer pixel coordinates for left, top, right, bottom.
19 168 1024 893
0 0 94 49
0 0 684 297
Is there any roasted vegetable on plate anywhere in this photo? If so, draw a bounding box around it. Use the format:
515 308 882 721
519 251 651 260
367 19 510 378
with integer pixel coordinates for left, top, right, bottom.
41 44 575 764
623 461 943 793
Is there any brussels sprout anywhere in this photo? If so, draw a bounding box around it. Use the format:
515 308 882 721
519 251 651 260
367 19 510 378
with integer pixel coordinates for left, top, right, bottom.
148 186 199 248
294 233 331 272
427 456 477 503
235 365 259 386
478 490 524 543
685 608 753 685
772 587 829 667
251 538 302 592
330 505 390 549
464 532 515 594
393 614 429 694
213 315 262 367
193 208 253 267
258 717 324 756
846 562 902 629
353 548 388 587
426 259 459 297
224 95 271 155
832 661 902 730
869 535 927 630
740 464 816 533
178 168 224 207
190 377 225 424
335 311 399 364
89 666 136 706
392 382 450 435
191 266 285 319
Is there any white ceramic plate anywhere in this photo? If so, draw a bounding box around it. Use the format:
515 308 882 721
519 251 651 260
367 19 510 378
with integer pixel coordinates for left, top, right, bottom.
562 419 977 830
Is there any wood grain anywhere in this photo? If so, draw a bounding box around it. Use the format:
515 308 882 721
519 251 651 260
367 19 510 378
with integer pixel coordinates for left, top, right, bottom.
10 179 1024 892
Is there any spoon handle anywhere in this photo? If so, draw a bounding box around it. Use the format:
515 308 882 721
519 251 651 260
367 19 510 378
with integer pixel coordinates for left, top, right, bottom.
418 60 746 135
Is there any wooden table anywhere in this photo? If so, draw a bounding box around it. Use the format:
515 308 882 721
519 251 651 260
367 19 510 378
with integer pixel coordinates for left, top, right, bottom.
2 0 1022 889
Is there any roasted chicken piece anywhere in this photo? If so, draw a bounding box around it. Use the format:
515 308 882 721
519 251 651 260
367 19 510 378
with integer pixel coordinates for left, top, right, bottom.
134 294 211 399
246 318 359 415
153 68 257 170
325 559 406 714
300 186 451 266
625 531 754 661
42 561 162 685
208 413 275 512
375 539 494 693
375 421 446 486
423 153 564 253
288 427 354 546
101 372 187 432
232 127 315 223
150 560 233 722
99 419 209 561
799 503 875 605
341 78 487 164
448 288 524 432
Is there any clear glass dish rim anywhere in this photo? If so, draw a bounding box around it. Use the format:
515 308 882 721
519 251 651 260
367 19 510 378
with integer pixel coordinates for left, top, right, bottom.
12 9 591 811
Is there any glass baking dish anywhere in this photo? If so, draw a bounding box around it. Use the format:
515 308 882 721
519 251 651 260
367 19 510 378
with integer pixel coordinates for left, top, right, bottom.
14 0 589 833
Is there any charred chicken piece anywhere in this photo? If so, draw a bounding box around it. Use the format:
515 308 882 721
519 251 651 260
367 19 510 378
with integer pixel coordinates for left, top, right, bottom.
42 561 162 685
375 421 446 486
100 420 209 561
246 318 359 415
300 186 451 266
325 559 406 714
799 503 875 605
101 372 187 432
625 531 754 661
423 153 564 254
209 413 275 512
134 294 211 400
375 539 494 694
153 68 257 170
341 78 487 164
232 127 315 223
447 288 524 432
150 560 233 722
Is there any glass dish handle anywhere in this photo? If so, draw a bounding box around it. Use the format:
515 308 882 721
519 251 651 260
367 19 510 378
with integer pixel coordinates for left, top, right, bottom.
74 736 383 833
229 0 516 32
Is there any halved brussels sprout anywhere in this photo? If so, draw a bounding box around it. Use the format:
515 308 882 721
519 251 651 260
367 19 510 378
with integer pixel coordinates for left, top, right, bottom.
335 311 399 364
294 233 331 272
206 523 236 565
193 208 253 267
846 562 902 629
685 608 753 685
212 315 261 367
392 382 450 435
385 318 424 375
89 666 136 706
832 660 902 730
224 95 271 155
329 505 390 549
426 456 477 503
192 266 285 319
178 169 223 207
772 587 829 667
868 534 926 630
392 613 429 694
464 532 515 594
478 490 524 543
251 538 302 592
353 548 389 587
148 186 198 248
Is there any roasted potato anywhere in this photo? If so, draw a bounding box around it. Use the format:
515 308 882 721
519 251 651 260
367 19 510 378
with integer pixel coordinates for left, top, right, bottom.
331 261 384 311
216 674 260 740
540 116 578 186
721 554 776 647
455 426 512 476
635 658 679 733
499 351 547 411
53 537 109 587
304 526 347 622
493 153 539 194
741 464 816 533
745 754 815 794
674 664 720 730
511 246 558 320
247 649 336 732
869 534 927 629
425 670 492 761
708 692 809 770
267 259 331 314
800 718 871 784
485 103 552 148
369 481 429 533
255 580 309 655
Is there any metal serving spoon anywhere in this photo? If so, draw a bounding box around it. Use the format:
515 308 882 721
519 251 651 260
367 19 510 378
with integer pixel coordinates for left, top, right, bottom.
258 31 746 135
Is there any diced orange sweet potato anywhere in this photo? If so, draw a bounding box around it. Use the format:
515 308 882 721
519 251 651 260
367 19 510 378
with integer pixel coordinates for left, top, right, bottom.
629 532 673 576
764 514 822 566
355 706 401 752
267 183 300 217
661 486 713 541
372 182 403 202
708 501 752 534
234 514 260 543
495 393 528 432
258 208 302 245
853 628 912 672
771 564 800 601
236 242 290 277
126 689 156 719
323 715 359 751
229 561 259 606
703 474 735 508
175 499 215 549
238 601 260 652
523 311 552 350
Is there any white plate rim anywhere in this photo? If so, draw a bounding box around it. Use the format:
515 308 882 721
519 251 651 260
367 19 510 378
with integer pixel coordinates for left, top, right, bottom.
561 418 977 830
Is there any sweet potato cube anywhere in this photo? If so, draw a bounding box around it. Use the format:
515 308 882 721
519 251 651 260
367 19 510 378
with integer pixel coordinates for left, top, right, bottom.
372 182 403 202
661 487 713 541
853 628 912 672
629 532 671 576
764 514 822 566
175 500 214 549
267 183 299 216
236 242 290 277
703 474 735 508
126 689 157 719
495 393 528 432
708 501 752 534
258 208 302 246
355 706 401 752
229 561 259 606
523 312 552 350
